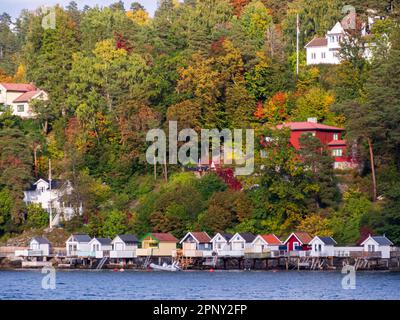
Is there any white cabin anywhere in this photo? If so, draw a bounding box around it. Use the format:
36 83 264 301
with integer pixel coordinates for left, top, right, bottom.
227 233 256 257
0 83 48 118
210 233 233 255
251 234 282 255
15 237 51 257
361 235 393 259
88 238 112 258
179 232 212 257
66 234 92 257
309 236 337 257
24 178 83 226
110 235 139 259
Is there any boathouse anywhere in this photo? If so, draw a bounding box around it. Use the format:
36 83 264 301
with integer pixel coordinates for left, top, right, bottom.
284 232 312 253
88 238 112 258
110 234 139 259
228 233 256 256
210 233 233 254
66 234 92 256
136 233 178 257
309 236 337 257
361 235 394 259
15 237 51 257
180 232 212 257
251 234 282 254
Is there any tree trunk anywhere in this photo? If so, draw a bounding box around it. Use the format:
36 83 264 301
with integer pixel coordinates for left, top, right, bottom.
367 137 377 202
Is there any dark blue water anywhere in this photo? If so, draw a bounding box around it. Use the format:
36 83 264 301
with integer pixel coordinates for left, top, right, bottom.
0 270 399 300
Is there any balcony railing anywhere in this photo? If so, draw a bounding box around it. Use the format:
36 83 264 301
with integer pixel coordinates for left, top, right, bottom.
15 249 44 257
110 250 135 258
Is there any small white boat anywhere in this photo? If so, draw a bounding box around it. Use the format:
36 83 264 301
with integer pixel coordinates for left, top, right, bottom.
149 261 182 272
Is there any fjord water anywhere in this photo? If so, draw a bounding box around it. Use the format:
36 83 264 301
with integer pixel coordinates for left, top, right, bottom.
0 270 399 300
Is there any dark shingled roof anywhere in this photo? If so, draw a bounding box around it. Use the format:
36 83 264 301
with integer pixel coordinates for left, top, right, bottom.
72 234 91 242
238 233 256 243
371 236 393 246
220 233 233 241
117 234 139 244
94 238 112 245
318 236 337 245
32 237 50 245
26 179 64 191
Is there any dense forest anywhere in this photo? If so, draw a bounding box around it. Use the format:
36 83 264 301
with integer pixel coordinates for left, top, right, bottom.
0 0 400 245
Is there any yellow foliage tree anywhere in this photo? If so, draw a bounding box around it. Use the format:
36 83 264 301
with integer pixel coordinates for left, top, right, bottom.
126 9 150 26
297 214 333 237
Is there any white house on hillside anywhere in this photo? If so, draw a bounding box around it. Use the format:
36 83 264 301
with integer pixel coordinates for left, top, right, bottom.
0 82 48 118
305 13 377 65
23 178 83 227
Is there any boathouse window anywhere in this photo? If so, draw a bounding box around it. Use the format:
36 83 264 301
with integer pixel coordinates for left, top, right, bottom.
311 53 316 59
332 149 343 157
17 105 24 112
241 243 244 249
333 133 339 140
368 245 375 252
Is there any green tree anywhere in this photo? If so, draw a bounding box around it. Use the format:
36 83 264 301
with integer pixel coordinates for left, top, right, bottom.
299 133 340 209
101 210 128 237
25 204 49 229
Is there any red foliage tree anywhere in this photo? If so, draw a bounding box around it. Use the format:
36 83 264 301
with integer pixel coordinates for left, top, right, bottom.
230 0 251 16
114 32 133 53
216 168 242 190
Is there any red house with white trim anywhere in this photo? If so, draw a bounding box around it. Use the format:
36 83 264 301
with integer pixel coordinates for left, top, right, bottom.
284 232 313 251
276 118 357 169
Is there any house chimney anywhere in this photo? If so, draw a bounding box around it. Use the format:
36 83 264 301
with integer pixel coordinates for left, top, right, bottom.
307 117 318 123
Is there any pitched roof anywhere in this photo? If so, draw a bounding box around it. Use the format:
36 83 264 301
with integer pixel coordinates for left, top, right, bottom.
71 234 91 242
25 179 64 191
150 233 178 242
328 139 347 146
211 233 233 242
277 122 344 132
231 233 256 243
32 237 50 245
260 234 282 245
13 90 41 103
365 235 394 246
318 236 337 245
181 232 211 243
305 37 328 48
285 232 313 245
117 234 139 244
0 83 36 92
94 238 112 245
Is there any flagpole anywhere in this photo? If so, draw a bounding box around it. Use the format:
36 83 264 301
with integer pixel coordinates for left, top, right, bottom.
296 13 300 76
49 159 53 229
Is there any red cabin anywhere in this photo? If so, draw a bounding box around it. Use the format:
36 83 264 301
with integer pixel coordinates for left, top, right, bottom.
276 119 357 169
284 232 313 251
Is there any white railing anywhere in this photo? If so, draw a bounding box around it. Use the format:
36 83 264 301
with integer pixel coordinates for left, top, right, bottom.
217 250 245 257
310 251 332 257
110 250 135 258
182 249 210 257
15 249 44 257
